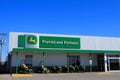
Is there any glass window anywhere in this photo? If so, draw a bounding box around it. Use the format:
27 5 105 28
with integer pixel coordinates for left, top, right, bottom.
69 55 80 66
25 55 33 67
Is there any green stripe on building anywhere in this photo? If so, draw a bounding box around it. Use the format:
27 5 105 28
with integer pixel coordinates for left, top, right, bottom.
13 48 120 53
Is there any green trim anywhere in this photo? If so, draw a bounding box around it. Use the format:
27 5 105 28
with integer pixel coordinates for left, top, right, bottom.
42 52 45 73
67 52 70 73
16 52 18 74
12 48 120 53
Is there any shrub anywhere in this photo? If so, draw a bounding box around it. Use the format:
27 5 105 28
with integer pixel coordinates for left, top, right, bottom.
62 65 68 73
19 64 34 74
69 65 75 73
79 66 84 72
50 66 57 73
56 66 62 73
38 65 50 73
50 66 62 73
74 65 80 72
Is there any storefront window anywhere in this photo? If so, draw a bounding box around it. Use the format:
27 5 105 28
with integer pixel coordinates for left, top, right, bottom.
25 55 33 67
69 56 80 66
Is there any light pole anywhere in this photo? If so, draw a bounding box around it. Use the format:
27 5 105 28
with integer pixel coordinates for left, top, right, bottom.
0 33 7 62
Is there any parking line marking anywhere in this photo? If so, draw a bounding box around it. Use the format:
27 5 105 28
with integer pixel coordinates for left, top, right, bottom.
12 74 33 77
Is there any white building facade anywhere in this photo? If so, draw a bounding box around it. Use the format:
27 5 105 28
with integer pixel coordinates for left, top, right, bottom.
9 32 120 73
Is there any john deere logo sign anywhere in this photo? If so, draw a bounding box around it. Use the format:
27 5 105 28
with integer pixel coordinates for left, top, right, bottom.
25 35 39 48
18 35 80 49
27 35 37 45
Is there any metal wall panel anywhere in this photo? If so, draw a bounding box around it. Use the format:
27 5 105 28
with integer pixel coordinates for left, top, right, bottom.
9 32 120 51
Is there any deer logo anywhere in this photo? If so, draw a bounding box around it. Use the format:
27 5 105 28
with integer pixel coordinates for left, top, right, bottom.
27 35 37 45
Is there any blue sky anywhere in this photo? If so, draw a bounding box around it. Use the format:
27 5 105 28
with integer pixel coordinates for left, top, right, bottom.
0 0 120 61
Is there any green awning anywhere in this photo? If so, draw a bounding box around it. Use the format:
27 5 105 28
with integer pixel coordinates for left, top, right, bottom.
12 48 120 54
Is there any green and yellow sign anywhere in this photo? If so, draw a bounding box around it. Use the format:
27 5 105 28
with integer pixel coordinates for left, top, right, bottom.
18 35 80 49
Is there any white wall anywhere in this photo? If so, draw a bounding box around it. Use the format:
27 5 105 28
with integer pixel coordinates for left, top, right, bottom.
11 52 25 66
80 54 89 66
80 36 120 50
45 53 67 66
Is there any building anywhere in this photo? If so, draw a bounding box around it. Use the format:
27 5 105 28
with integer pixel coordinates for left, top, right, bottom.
8 32 120 73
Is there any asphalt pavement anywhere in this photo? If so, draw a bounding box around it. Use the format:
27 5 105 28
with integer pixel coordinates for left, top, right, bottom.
1 72 120 80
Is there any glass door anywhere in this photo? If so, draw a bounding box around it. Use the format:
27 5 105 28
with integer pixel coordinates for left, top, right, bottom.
109 59 119 70
108 57 120 71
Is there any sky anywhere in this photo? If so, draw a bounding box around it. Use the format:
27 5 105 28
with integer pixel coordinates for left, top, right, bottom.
0 0 120 61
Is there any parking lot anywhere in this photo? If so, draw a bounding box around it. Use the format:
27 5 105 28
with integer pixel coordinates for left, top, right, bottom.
0 72 120 80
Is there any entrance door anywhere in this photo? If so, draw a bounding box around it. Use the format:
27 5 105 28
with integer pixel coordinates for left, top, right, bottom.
109 59 119 70
108 58 120 71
